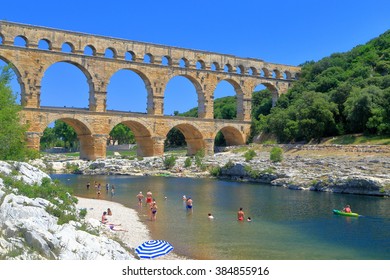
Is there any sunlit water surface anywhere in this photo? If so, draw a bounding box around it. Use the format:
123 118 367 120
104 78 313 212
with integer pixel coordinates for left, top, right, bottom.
52 174 390 260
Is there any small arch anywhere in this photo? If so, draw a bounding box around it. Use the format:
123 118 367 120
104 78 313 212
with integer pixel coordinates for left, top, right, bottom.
216 126 245 146
284 71 292 79
248 67 258 76
294 72 300 80
236 65 245 75
84 45 96 56
211 62 220 71
179 58 189 68
196 60 205 70
262 68 271 78
38 39 51 50
61 42 75 53
273 69 281 79
125 51 136 61
162 55 172 66
14 35 28 47
224 64 233 73
144 53 154 63
105 47 117 59
0 33 3 44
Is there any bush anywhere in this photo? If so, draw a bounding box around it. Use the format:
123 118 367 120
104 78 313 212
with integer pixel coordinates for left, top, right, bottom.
244 149 256 162
184 157 192 168
209 166 221 177
270 147 283 162
163 155 176 169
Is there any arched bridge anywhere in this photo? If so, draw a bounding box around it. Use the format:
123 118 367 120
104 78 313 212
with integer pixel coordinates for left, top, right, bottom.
0 21 301 160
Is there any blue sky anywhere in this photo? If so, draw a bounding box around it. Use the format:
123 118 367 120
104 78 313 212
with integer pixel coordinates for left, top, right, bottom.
1 0 389 115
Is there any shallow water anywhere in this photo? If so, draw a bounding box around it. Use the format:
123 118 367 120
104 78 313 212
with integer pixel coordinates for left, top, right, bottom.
52 174 390 260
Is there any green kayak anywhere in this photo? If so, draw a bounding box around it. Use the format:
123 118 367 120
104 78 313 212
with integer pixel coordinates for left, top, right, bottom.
333 209 359 217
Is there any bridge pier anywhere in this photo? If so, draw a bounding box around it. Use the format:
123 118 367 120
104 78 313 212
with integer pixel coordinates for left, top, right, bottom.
79 134 108 160
135 136 165 157
26 132 42 151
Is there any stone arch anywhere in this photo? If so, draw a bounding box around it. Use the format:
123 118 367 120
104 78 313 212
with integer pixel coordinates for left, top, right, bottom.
14 35 28 47
273 69 282 79
249 67 258 76
262 68 271 78
164 74 204 117
144 53 154 63
0 54 25 105
165 123 205 156
125 51 136 61
224 64 233 73
107 67 152 113
40 117 95 160
38 38 52 50
236 65 245 75
162 55 172 66
110 119 154 157
105 47 117 59
179 57 189 68
215 126 245 146
61 42 75 53
196 60 206 70
211 62 220 71
84 45 96 56
0 33 3 44
213 78 244 119
284 70 292 79
40 60 94 108
254 81 279 106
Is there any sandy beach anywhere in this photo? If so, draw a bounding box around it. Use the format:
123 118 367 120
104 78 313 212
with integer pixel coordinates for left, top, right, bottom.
76 196 186 260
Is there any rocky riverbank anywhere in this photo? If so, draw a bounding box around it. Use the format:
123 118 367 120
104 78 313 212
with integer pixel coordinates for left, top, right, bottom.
31 144 390 197
0 161 150 260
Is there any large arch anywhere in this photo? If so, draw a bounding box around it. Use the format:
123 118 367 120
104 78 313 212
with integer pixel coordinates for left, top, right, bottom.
164 75 203 117
213 79 244 119
40 61 93 109
254 81 278 106
215 126 245 146
110 120 155 157
107 68 151 113
165 123 204 156
39 117 94 160
0 55 24 104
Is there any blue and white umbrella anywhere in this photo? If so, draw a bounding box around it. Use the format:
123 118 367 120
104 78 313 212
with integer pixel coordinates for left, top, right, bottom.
135 240 174 259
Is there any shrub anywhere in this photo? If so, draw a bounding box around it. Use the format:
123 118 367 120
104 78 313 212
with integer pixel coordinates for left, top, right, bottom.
184 157 192 168
223 160 234 169
209 166 221 177
163 155 176 169
270 147 283 162
244 149 256 162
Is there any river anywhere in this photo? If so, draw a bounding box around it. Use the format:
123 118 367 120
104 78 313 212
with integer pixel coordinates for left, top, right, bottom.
52 174 390 260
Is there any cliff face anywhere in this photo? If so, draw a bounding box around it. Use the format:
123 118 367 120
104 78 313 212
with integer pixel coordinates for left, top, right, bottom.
0 161 134 260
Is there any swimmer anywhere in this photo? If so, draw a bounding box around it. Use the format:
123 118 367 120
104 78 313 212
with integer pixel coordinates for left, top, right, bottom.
247 217 252 222
237 207 245 221
146 190 153 205
150 201 158 221
208 213 214 219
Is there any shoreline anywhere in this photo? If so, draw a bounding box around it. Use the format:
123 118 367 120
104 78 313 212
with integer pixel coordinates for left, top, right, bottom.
76 196 190 260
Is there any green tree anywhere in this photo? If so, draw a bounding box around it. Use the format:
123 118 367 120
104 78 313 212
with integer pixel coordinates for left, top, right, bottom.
109 123 135 144
0 65 28 160
53 120 78 150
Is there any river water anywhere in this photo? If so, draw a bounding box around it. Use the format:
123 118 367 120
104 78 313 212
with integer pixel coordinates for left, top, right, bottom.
52 174 390 260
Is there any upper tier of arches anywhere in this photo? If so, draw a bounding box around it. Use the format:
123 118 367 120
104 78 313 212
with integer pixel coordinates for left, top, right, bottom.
0 21 300 80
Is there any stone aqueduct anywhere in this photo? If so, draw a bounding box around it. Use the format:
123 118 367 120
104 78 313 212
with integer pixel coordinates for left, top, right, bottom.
0 21 301 160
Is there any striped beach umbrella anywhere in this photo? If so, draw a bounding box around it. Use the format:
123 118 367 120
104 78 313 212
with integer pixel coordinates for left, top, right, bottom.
135 240 174 259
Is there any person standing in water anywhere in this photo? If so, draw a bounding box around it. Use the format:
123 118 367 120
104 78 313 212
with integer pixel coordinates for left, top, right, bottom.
137 192 144 206
237 207 245 221
186 197 193 210
150 201 158 221
146 190 153 206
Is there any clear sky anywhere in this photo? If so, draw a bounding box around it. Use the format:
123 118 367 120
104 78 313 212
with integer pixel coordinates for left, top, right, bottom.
1 0 389 116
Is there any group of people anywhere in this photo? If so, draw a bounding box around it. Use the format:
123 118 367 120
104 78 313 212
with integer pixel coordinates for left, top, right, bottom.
101 207 127 232
137 190 158 221
87 181 115 199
